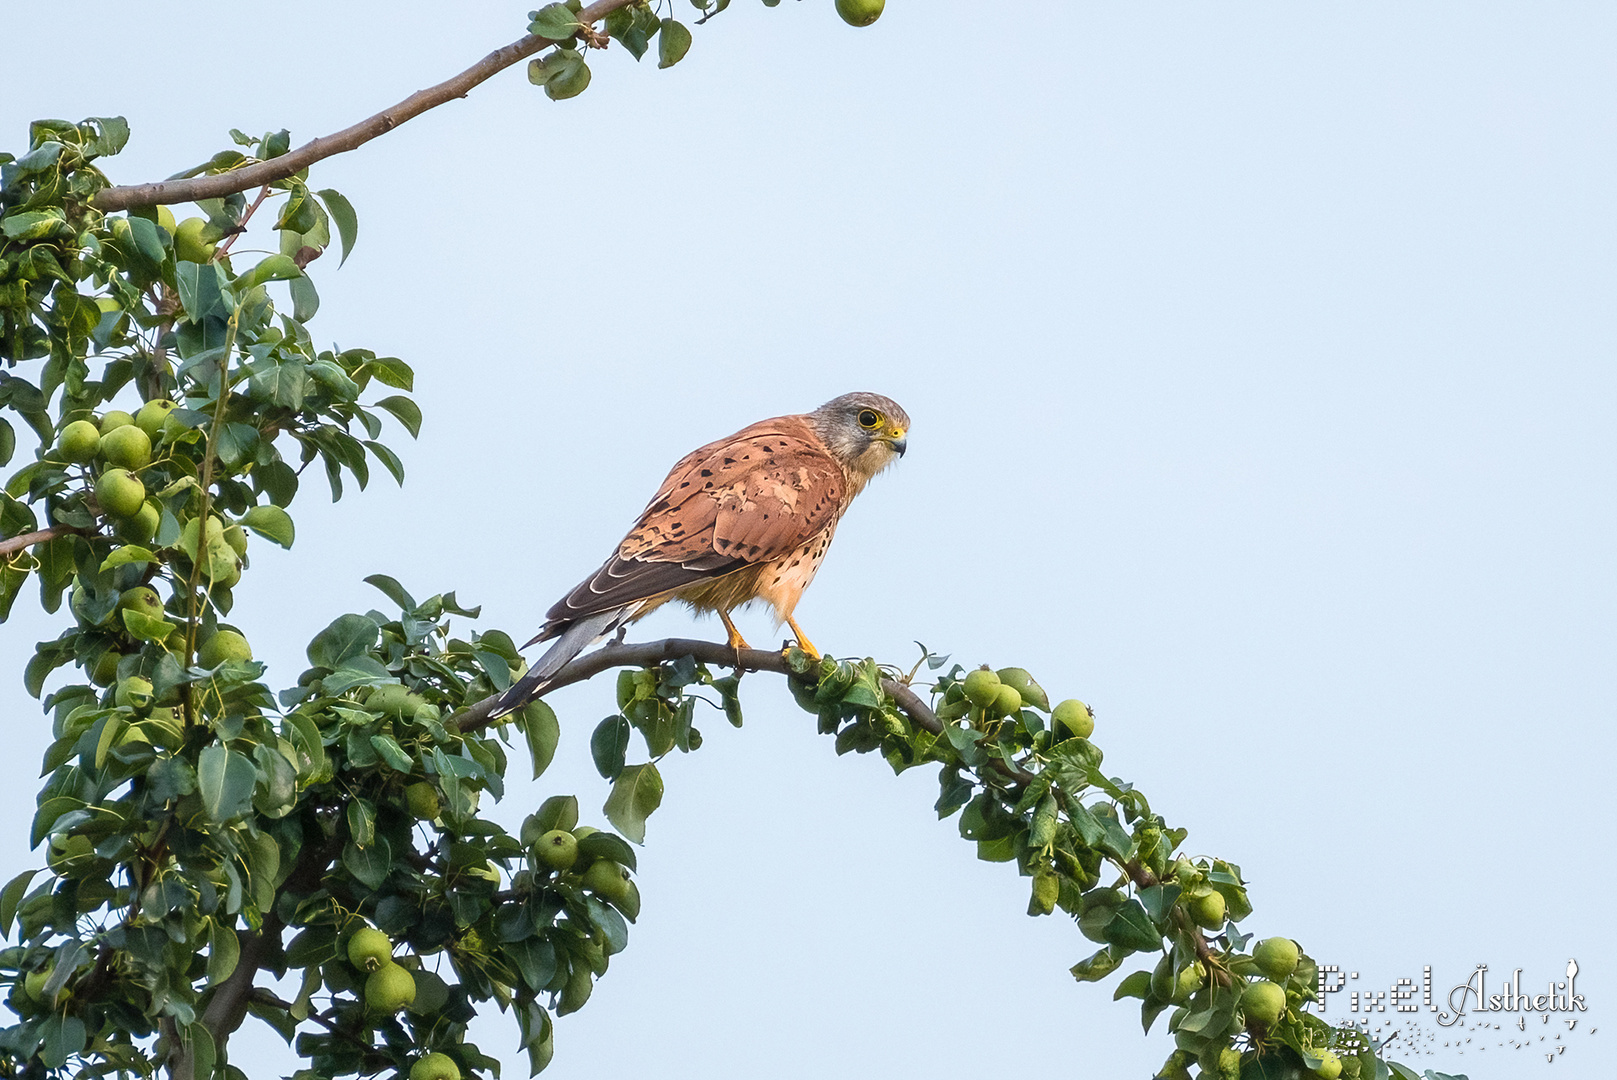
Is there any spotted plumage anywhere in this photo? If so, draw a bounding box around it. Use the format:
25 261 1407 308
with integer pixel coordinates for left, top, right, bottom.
489 392 909 717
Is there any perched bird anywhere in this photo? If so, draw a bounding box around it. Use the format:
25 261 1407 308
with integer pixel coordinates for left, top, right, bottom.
489 392 909 718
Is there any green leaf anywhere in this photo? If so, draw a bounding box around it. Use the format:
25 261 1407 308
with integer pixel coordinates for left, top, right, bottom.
1114 969 1152 1001
237 254 302 291
315 189 358 266
363 573 416 611
1102 899 1163 952
369 734 412 772
342 837 392 889
603 763 663 845
185 1024 215 1080
208 920 241 985
658 19 693 69
290 273 319 322
241 505 295 548
121 607 177 642
374 395 421 438
518 700 560 780
1069 944 1126 983
0 869 40 938
197 744 257 823
307 613 379 669
575 830 637 872
590 715 630 780
101 545 157 571
529 2 582 39
38 1014 86 1069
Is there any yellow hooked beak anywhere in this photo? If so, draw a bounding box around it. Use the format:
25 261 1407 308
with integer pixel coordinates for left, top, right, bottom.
886 425 907 457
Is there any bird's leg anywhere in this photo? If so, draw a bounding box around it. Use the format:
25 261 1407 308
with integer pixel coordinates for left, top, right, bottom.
784 615 821 661
718 610 751 652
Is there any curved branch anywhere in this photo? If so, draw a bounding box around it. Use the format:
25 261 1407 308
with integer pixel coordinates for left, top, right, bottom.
454 637 942 737
0 524 84 559
91 0 642 212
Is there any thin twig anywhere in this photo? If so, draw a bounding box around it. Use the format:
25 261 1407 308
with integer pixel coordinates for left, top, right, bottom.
91 0 643 212
0 524 84 559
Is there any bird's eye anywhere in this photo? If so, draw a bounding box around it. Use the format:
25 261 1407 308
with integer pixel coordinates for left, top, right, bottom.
858 410 881 428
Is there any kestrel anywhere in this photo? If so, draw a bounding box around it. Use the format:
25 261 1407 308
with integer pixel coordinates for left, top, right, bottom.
489 392 909 717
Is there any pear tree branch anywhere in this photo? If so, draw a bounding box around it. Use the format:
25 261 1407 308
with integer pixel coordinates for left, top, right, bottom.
91 0 643 212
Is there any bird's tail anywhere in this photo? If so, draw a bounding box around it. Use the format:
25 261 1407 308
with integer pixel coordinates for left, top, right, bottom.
487 606 635 719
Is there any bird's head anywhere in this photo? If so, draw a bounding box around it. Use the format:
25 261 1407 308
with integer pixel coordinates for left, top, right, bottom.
809 392 910 487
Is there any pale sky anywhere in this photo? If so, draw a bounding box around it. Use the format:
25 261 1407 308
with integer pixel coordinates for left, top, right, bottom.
3 3 1613 1078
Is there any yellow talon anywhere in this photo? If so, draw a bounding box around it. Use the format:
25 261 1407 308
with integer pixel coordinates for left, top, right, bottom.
719 610 751 652
785 615 821 661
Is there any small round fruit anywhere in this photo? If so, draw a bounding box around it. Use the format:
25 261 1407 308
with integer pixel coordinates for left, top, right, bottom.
117 585 165 621
90 649 123 687
1052 699 1094 738
95 468 146 519
23 967 64 1007
199 629 252 667
99 424 152 470
365 961 417 1013
961 668 1001 708
1241 979 1286 1026
367 683 426 719
410 1053 460 1080
1172 960 1207 1002
1189 890 1227 930
1253 937 1300 981
155 206 176 234
99 410 135 432
992 684 1022 716
835 0 884 27
58 420 101 463
222 522 248 558
570 825 599 841
173 217 217 263
581 859 632 904
48 835 94 874
115 675 154 710
346 927 393 972
405 782 441 821
134 399 178 440
534 829 578 871
1312 1050 1342 1080
118 500 161 544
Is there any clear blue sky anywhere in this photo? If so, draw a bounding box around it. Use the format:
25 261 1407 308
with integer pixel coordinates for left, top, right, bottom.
4 2 1613 1077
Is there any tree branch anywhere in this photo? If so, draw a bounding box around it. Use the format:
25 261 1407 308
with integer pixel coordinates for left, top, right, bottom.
454 637 943 737
91 0 642 212
0 524 84 559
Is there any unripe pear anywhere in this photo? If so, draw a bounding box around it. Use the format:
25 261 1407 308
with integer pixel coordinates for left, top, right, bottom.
134 399 178 440
1052 699 1094 738
365 961 416 1013
410 1053 460 1080
95 468 146 519
1241 979 1286 1026
346 927 392 972
99 424 151 470
581 859 632 903
835 0 884 27
198 630 252 667
99 410 135 431
1188 890 1227 930
992 684 1023 716
405 782 441 821
533 829 578 871
117 585 164 621
1253 937 1300 981
961 668 1001 708
57 420 101 463
115 675 154 710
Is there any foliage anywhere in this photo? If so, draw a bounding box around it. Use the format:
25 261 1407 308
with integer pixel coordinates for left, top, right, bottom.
0 6 1444 1080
